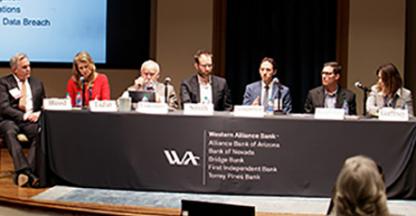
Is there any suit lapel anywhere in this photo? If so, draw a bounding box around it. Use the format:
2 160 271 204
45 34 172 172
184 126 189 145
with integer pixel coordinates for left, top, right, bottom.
7 75 19 100
28 77 37 100
211 76 217 105
393 89 404 108
8 74 18 90
271 82 278 99
317 86 325 107
335 87 344 108
191 75 200 102
5 75 20 106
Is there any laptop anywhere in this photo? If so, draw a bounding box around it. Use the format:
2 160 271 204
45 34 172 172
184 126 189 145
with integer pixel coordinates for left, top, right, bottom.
128 90 156 103
181 200 255 216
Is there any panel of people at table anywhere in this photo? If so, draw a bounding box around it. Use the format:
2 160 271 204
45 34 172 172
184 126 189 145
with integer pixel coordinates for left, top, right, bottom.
2 49 414 120
30 49 415 116
0 51 413 189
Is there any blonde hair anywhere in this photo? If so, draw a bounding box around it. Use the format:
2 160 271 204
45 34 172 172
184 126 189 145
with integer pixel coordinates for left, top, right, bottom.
72 51 97 87
334 155 389 216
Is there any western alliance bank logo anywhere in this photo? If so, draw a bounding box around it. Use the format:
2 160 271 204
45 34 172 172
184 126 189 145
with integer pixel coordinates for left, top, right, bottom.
163 150 200 166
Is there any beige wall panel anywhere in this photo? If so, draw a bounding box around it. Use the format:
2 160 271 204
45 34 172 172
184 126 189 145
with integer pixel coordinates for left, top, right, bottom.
348 0 405 115
155 0 213 99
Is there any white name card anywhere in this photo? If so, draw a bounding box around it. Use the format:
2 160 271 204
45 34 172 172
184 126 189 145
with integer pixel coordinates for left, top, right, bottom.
43 98 72 110
89 100 118 112
183 103 214 116
136 102 169 114
314 108 345 120
233 105 264 117
378 107 409 121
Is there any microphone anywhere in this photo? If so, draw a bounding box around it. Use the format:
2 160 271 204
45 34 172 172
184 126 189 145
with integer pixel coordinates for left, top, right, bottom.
355 81 370 116
164 77 171 85
272 77 279 84
354 81 370 92
272 77 283 90
164 77 171 104
80 76 85 107
80 76 85 91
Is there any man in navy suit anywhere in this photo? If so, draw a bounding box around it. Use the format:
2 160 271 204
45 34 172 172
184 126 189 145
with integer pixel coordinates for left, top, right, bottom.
304 62 356 115
180 50 232 111
243 57 292 113
0 53 45 187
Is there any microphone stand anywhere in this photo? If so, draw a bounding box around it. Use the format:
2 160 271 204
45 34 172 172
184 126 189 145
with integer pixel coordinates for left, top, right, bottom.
164 81 169 104
274 82 285 115
355 82 371 116
81 78 86 109
362 89 369 116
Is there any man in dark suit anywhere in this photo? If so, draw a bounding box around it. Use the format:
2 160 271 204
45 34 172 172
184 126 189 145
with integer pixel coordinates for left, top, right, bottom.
304 62 356 115
0 53 45 187
243 57 292 113
180 50 232 111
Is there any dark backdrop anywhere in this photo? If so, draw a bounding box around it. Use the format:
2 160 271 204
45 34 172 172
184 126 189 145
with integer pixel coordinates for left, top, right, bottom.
105 0 150 69
225 0 337 113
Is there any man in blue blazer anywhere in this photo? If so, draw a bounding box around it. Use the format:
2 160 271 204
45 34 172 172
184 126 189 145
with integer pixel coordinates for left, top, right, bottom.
243 57 292 113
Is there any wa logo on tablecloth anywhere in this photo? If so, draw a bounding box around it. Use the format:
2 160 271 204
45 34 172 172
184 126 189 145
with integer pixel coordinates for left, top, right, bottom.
164 150 200 166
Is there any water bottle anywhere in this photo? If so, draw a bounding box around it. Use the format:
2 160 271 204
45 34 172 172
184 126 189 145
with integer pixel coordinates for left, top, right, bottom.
66 93 72 107
202 96 209 104
342 99 349 115
142 95 149 102
266 98 274 115
75 92 82 108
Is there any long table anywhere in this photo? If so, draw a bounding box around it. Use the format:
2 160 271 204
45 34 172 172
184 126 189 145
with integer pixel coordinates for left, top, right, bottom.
39 110 416 199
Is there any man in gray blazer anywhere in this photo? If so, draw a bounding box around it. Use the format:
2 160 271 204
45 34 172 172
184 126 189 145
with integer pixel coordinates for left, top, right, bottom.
0 53 45 187
126 60 179 110
304 62 356 115
180 50 232 111
243 57 292 113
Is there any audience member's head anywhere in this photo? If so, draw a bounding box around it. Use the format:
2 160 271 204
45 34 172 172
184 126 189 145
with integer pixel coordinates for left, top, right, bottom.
10 53 31 82
259 57 277 85
72 51 96 83
376 63 402 97
321 61 341 90
334 155 389 216
193 49 213 79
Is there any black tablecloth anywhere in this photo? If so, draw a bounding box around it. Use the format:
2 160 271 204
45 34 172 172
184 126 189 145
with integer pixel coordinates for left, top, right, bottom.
38 111 416 198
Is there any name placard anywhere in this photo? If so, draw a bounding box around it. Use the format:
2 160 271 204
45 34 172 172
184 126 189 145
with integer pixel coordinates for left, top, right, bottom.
89 100 118 112
314 108 345 120
136 102 169 114
43 98 72 111
233 105 264 117
378 107 409 121
183 103 214 116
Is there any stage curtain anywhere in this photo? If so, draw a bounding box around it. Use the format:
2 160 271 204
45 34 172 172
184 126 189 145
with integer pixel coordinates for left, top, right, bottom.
225 0 337 112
